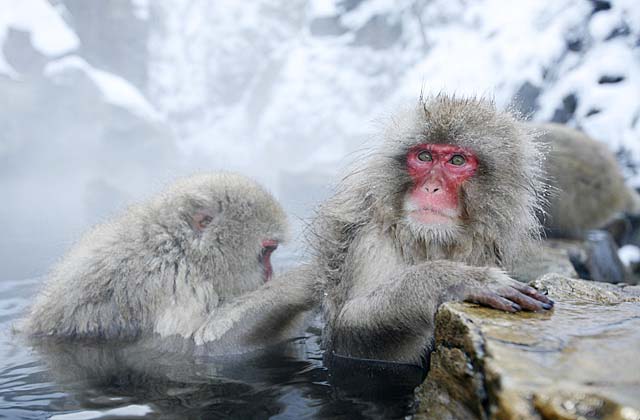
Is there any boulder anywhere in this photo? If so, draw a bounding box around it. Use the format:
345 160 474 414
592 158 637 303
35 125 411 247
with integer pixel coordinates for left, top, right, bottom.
512 243 578 282
416 273 640 420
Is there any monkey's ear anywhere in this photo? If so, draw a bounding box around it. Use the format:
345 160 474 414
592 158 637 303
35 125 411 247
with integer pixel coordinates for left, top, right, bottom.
191 211 214 232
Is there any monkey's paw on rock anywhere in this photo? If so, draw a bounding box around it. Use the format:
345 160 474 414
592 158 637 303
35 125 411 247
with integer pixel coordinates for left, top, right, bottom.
416 273 640 420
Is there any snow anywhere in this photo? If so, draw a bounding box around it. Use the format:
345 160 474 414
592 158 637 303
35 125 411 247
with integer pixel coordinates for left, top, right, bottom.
538 38 640 176
309 0 338 17
590 9 623 41
398 0 590 109
0 0 79 60
44 56 162 122
0 0 80 77
341 0 407 28
131 0 150 20
148 0 640 194
619 244 640 267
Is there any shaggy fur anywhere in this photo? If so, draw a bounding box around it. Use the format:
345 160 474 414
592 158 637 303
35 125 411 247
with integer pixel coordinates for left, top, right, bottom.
312 95 548 364
532 122 640 237
22 173 315 352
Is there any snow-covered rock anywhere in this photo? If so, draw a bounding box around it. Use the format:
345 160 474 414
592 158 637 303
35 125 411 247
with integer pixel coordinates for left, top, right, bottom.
44 56 162 122
0 0 79 76
146 0 640 187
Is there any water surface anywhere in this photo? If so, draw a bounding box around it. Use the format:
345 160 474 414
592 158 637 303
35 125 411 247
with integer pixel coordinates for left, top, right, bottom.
0 277 416 419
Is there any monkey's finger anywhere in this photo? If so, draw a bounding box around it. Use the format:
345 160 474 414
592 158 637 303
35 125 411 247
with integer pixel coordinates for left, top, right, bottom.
465 291 521 313
510 283 554 306
500 288 552 312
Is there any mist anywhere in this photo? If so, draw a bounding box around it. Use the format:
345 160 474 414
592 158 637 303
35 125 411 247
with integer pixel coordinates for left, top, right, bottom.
1 0 639 281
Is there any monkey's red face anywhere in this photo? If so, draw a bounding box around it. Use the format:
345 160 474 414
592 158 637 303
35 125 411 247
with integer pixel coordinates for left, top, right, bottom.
404 144 478 225
259 239 278 282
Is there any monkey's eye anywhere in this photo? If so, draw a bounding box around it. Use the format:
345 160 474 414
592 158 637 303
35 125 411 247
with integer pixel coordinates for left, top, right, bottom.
199 215 213 228
417 151 432 162
192 212 214 231
450 155 466 166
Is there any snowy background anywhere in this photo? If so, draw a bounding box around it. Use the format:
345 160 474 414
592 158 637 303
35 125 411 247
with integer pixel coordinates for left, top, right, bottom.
1 0 639 281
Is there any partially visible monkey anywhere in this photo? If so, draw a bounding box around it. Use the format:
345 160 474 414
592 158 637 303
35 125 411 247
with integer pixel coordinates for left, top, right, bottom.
311 95 553 366
21 173 317 353
532 122 640 238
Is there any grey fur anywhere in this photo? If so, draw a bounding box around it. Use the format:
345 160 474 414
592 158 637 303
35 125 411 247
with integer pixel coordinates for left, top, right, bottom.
21 173 316 353
311 95 551 364
531 122 640 236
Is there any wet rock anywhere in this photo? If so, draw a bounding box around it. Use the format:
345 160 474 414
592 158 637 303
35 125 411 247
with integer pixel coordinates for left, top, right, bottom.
416 274 640 420
546 235 632 284
512 243 578 282
551 93 578 123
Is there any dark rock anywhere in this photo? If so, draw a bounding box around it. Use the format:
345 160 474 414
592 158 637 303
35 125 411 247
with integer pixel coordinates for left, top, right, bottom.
2 28 48 77
586 108 602 117
60 0 149 90
508 81 541 117
590 0 612 14
583 230 629 284
605 23 631 41
567 37 583 52
551 93 578 123
352 15 402 50
598 75 625 84
545 234 632 284
310 16 348 37
338 0 365 13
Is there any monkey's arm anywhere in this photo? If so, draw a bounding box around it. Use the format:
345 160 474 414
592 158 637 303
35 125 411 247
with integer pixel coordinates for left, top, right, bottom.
193 266 319 352
327 260 552 363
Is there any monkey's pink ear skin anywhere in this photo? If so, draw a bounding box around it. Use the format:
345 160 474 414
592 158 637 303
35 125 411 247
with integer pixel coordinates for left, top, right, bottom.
191 212 214 231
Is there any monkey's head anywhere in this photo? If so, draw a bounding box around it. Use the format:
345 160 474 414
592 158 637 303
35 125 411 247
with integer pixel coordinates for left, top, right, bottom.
152 173 287 297
348 95 546 267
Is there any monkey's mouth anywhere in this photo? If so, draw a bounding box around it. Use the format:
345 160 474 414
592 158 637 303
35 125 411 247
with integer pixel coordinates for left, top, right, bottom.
259 240 278 282
408 207 458 225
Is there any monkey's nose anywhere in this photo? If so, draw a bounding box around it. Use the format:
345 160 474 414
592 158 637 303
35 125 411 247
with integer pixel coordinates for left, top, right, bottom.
423 183 442 193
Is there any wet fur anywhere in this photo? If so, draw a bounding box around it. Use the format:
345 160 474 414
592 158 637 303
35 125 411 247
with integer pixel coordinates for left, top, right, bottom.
312 95 547 363
22 173 315 353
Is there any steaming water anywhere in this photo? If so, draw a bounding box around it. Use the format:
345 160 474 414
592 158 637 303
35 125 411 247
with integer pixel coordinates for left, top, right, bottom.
0 277 416 419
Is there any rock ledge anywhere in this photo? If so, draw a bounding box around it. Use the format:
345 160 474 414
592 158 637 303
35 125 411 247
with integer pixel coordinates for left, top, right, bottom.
417 274 640 420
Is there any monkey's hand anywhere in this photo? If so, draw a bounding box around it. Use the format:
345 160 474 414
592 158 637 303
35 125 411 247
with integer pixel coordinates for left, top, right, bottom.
464 269 554 312
193 265 319 351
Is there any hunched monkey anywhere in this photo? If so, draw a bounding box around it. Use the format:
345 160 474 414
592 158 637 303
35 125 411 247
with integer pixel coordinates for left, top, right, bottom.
532 122 640 237
530 123 640 284
22 173 316 353
312 95 554 365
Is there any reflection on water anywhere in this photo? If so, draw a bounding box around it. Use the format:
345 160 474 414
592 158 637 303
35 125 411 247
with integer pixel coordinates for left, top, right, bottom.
0 278 416 419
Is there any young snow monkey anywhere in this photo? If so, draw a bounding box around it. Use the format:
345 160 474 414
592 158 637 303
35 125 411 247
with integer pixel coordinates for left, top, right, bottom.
22 173 317 354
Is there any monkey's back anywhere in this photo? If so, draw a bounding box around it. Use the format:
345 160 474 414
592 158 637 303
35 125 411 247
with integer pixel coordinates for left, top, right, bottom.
533 123 640 235
22 207 165 340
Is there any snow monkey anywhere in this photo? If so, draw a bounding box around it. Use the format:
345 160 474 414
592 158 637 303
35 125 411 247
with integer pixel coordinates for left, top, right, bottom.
531 122 640 238
312 95 554 366
22 173 317 353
